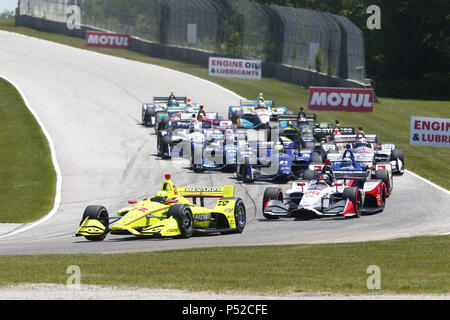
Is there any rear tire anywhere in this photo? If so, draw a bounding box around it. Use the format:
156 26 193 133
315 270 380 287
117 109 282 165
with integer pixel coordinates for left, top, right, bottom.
81 205 109 241
262 187 283 219
161 135 172 159
303 169 315 180
167 204 194 239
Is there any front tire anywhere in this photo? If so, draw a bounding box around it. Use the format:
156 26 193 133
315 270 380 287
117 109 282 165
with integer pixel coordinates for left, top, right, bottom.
343 187 363 218
167 204 194 239
262 187 283 219
227 198 246 233
81 205 109 241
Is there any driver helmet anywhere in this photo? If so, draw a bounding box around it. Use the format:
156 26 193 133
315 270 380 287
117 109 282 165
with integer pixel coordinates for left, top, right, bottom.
274 139 284 151
168 91 177 106
152 191 169 203
257 93 266 108
318 174 332 186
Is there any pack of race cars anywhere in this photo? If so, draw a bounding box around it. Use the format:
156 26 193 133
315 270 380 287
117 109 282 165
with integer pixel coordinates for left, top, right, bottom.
75 91 405 241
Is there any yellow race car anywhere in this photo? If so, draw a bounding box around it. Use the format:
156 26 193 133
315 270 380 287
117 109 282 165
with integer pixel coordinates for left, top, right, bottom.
75 174 246 241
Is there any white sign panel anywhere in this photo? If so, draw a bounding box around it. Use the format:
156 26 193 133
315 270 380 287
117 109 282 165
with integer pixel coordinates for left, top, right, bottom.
208 57 262 80
410 116 450 147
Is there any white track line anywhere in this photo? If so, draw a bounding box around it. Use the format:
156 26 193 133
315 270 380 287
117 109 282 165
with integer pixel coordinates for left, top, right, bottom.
405 169 450 195
0 75 62 239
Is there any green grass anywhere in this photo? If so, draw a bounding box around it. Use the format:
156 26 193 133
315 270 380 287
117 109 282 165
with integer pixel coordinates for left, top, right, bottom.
1 18 448 189
0 77 56 223
0 236 448 294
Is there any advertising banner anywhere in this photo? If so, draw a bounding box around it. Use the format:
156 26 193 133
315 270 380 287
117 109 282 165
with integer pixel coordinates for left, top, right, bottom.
410 116 450 147
208 57 261 80
86 31 130 49
308 87 374 112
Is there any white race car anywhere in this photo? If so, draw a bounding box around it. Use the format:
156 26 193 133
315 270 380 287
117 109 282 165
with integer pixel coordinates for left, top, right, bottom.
262 166 388 219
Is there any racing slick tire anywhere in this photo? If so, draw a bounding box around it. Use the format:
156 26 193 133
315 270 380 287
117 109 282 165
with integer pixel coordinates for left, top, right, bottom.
222 198 246 234
161 135 172 159
391 149 404 174
191 144 204 173
167 204 194 239
143 109 156 127
239 158 254 183
375 169 391 197
262 187 283 219
81 205 109 241
303 169 315 180
343 187 363 218
310 153 322 164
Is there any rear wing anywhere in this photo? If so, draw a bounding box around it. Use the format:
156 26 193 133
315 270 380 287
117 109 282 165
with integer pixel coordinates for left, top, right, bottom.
178 186 235 198
170 120 191 129
241 99 274 107
333 170 369 181
334 134 378 144
153 97 188 104
314 127 355 139
277 114 316 127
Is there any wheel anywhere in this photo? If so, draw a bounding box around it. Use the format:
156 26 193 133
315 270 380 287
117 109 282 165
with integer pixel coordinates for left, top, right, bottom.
310 153 322 164
262 187 283 219
375 169 390 196
230 198 246 233
343 187 363 218
191 144 204 172
380 184 386 211
167 204 194 238
303 169 315 180
391 149 404 174
161 135 172 159
81 205 109 241
143 109 155 127
239 158 253 183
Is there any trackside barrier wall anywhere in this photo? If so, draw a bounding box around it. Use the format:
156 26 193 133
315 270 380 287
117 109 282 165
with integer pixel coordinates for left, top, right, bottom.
15 0 367 89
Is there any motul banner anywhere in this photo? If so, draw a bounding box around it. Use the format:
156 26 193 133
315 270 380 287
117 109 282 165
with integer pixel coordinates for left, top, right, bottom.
410 116 450 147
86 31 130 49
308 87 374 112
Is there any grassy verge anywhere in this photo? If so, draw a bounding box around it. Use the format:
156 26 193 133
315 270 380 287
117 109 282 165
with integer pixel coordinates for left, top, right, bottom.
0 236 448 294
1 18 448 189
0 77 56 223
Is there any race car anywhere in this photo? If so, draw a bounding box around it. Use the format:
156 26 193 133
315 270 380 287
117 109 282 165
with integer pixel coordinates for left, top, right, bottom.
75 175 246 241
235 139 297 183
189 127 243 173
141 91 201 127
262 165 389 219
331 128 404 174
156 116 231 160
278 112 317 149
305 148 393 195
228 93 291 129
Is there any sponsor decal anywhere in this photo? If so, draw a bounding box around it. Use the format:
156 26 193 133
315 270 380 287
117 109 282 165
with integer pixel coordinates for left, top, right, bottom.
209 57 262 79
410 116 450 147
86 31 130 49
184 187 221 192
308 87 374 112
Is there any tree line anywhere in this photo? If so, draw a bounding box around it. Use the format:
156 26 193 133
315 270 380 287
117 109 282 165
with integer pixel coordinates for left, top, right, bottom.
249 0 449 100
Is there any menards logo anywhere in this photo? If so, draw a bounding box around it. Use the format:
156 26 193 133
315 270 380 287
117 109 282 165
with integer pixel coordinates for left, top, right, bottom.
184 187 221 192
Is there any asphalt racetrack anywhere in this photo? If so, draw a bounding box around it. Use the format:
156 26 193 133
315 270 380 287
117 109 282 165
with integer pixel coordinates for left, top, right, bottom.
0 31 449 255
